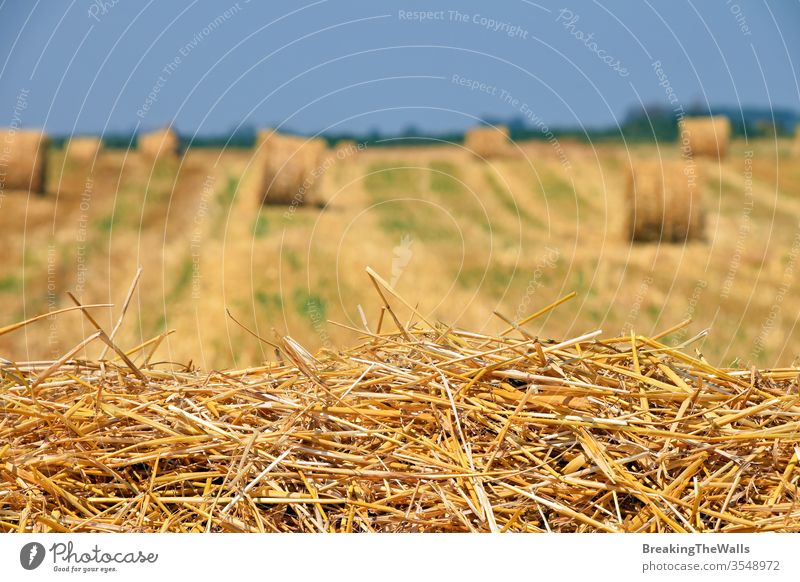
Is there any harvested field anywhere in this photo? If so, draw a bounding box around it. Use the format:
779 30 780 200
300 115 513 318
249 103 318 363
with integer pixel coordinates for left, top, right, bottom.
1 137 799 372
58 137 104 195
795 125 800 156
0 274 799 533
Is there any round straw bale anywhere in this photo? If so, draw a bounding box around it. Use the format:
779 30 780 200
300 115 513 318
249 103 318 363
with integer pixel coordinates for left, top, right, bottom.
0 128 49 193
138 127 180 161
255 128 272 149
464 125 513 159
257 130 328 206
678 116 731 160
625 160 705 243
65 136 103 164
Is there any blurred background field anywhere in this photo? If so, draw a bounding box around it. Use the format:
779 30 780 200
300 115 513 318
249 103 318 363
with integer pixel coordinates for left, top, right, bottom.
1 133 798 369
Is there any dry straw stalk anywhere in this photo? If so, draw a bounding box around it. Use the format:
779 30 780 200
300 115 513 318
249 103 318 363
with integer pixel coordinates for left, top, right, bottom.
0 278 799 533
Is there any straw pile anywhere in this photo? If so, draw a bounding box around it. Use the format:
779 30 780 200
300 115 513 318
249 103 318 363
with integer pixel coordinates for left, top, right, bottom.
65 137 103 164
464 125 513 159
138 127 180 162
625 160 706 243
0 129 49 193
256 130 327 206
679 116 731 160
1 274 799 533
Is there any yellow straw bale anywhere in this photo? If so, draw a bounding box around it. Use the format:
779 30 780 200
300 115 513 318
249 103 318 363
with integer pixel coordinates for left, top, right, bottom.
678 116 731 159
0 128 49 193
138 127 180 161
256 130 327 206
464 125 513 159
65 136 103 164
625 160 705 243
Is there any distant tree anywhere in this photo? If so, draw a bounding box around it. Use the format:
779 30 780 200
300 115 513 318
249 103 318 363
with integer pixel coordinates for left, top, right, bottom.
621 104 678 141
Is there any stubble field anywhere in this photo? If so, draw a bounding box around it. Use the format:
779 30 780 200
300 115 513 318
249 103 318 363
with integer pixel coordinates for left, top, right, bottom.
0 137 798 369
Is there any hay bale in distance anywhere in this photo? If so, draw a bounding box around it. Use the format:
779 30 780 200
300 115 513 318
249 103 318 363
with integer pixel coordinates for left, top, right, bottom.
257 130 327 206
464 125 513 159
678 116 731 159
65 136 103 164
625 160 705 243
138 127 180 161
0 128 49 193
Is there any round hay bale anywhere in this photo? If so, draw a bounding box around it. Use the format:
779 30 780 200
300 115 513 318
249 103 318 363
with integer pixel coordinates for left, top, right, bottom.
625 160 705 243
65 137 103 164
464 125 513 159
678 116 731 160
138 127 180 161
255 128 272 149
257 130 328 206
0 128 49 193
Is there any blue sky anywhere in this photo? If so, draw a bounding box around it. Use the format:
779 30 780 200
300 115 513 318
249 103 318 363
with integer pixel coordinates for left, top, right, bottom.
0 0 798 137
